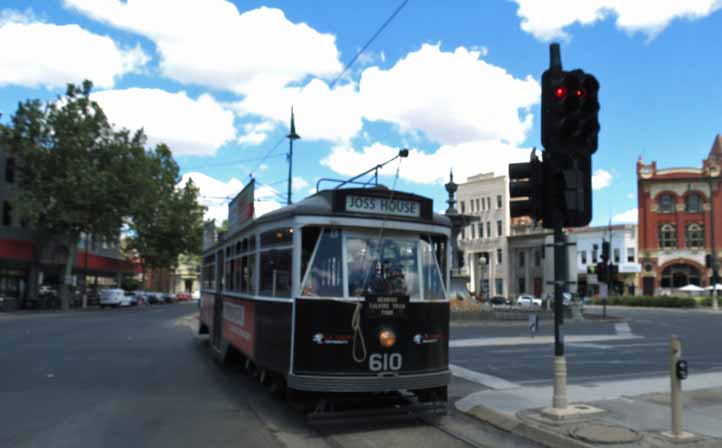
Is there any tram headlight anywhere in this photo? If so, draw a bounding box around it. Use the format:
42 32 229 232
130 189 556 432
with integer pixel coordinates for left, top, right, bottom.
378 329 396 349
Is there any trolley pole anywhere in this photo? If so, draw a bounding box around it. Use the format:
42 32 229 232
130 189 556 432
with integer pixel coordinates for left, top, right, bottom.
552 213 568 410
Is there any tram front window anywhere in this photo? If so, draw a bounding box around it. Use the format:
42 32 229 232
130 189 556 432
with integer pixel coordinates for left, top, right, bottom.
347 237 420 299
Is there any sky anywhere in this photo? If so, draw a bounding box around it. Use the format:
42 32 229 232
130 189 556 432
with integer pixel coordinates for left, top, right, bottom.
1 0 721 226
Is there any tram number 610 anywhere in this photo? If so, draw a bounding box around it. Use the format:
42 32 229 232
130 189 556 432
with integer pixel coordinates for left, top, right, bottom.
369 353 402 372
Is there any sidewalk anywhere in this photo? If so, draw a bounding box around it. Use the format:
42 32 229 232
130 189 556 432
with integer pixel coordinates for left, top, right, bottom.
456 372 722 447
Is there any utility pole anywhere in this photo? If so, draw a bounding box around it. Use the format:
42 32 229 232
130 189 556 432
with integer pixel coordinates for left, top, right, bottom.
286 107 300 206
709 171 719 311
552 211 568 410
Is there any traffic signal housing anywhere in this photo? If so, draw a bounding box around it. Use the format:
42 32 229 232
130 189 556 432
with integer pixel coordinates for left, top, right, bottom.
601 240 610 264
542 67 600 156
509 151 544 221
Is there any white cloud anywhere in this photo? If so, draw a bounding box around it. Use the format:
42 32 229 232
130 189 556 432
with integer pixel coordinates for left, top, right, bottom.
64 1 342 94
292 176 309 192
359 44 539 145
237 121 276 146
512 0 722 41
592 169 613 190
612 208 638 224
626 192 635 200
322 140 532 185
234 78 363 143
92 88 235 156
178 172 282 221
0 12 147 89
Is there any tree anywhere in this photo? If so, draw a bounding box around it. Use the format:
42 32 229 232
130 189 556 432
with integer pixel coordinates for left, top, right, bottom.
1 81 148 310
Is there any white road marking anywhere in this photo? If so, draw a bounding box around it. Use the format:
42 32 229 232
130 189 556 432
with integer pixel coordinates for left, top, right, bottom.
450 333 642 348
449 364 521 390
615 322 632 335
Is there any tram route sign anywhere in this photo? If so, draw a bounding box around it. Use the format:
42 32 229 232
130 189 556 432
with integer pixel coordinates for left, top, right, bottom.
332 188 433 220
364 295 409 319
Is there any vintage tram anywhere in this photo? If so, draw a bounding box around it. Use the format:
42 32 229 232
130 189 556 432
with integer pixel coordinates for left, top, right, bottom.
199 185 451 416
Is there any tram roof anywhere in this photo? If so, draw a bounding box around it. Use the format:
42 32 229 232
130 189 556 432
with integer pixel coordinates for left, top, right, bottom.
255 187 451 228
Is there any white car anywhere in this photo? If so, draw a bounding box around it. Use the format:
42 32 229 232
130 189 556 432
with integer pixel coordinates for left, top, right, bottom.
191 290 201 300
99 288 133 308
516 294 542 307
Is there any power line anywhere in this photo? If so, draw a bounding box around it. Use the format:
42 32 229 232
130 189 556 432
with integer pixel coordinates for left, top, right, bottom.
247 134 287 180
329 0 410 89
183 153 285 171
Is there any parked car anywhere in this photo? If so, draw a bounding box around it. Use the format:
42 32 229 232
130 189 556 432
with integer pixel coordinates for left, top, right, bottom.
99 288 133 308
124 291 139 306
489 296 510 306
516 294 542 307
143 292 159 305
162 293 176 304
175 291 192 301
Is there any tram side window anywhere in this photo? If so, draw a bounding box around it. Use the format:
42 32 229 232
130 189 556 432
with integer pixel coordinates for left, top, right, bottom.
242 254 256 294
261 228 293 247
233 258 242 292
225 259 232 291
301 228 343 297
259 250 291 297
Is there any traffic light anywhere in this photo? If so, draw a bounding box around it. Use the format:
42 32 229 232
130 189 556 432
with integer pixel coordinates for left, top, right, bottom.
706 254 713 268
596 262 607 281
541 48 600 156
601 241 610 264
509 150 544 220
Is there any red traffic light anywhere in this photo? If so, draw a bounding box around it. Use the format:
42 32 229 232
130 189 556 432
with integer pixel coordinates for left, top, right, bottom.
575 88 585 98
554 86 566 99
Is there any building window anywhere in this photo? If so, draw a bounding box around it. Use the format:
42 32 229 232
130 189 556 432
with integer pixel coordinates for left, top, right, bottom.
2 201 11 226
592 245 598 263
518 277 525 293
534 250 541 267
661 264 701 288
471 223 476 239
658 193 676 213
580 250 587 265
495 278 504 295
685 193 703 213
5 157 15 183
478 223 484 239
487 197 491 210
518 251 525 267
496 220 502 237
497 248 502 264
685 223 704 248
460 201 465 214
659 223 677 248
486 222 490 238
613 248 620 263
627 248 635 262
497 195 502 209
476 198 480 211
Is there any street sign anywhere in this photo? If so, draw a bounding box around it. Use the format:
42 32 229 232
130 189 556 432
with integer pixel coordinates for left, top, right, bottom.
599 282 608 298
588 274 598 285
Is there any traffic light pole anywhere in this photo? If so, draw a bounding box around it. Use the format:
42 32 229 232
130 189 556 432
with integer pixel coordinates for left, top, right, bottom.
552 212 568 411
709 174 719 311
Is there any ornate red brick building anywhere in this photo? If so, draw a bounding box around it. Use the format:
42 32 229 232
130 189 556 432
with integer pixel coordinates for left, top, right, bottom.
637 134 722 295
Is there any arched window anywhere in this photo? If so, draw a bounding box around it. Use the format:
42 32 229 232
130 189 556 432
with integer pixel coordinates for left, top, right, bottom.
685 193 703 213
658 193 676 213
661 264 701 288
658 223 676 248
686 223 704 247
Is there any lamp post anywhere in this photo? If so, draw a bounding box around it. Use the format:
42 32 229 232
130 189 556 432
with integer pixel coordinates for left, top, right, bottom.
708 169 719 311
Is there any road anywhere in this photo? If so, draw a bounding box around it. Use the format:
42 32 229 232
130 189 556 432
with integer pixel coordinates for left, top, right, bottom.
0 303 538 448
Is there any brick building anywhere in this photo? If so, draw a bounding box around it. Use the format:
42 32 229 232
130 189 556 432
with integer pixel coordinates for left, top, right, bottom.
636 134 722 296
1 145 138 310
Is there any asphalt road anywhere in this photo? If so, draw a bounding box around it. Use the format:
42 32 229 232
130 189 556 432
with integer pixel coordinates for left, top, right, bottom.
0 303 540 448
450 306 722 386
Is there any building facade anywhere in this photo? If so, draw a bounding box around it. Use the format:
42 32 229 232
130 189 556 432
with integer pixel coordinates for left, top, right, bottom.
0 145 137 309
567 224 640 296
457 173 510 298
507 217 551 299
636 135 722 296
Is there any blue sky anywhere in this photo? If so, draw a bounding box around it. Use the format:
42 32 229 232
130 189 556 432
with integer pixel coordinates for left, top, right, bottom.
1 1 721 226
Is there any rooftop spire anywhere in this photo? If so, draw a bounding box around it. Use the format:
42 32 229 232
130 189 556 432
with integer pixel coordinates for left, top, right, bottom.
287 106 300 140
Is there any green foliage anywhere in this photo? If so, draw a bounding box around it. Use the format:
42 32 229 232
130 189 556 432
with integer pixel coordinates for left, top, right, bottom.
591 296 698 308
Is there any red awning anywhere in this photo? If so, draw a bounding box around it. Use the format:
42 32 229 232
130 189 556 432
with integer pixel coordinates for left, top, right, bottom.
0 239 35 262
74 252 138 274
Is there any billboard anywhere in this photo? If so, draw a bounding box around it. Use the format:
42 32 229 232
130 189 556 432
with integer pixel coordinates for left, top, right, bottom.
228 179 255 233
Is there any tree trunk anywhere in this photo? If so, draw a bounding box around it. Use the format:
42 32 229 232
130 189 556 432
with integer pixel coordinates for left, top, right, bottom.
60 241 78 311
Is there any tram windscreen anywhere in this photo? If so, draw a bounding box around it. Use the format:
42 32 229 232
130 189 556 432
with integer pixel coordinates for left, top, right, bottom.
347 237 420 299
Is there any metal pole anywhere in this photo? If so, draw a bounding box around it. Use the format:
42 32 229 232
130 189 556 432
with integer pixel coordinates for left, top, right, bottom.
552 214 568 409
287 138 293 206
670 335 682 437
709 175 719 311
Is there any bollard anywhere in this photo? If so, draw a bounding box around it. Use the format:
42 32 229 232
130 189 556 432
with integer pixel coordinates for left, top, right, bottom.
670 335 682 437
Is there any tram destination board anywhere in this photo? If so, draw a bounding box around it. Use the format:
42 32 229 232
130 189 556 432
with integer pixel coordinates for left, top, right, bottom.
365 295 409 319
332 188 433 221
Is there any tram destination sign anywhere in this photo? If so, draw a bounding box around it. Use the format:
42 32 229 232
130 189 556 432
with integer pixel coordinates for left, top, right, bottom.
365 295 409 319
346 195 420 218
